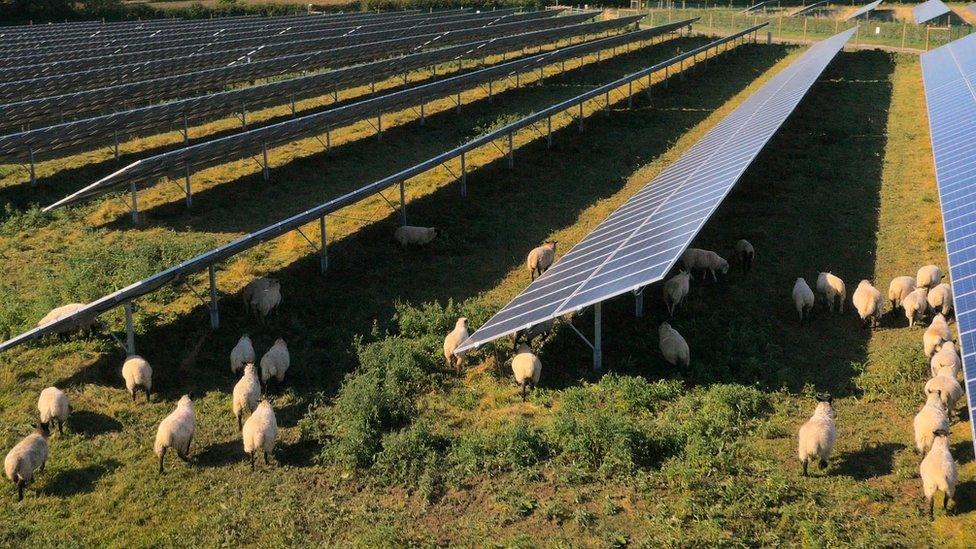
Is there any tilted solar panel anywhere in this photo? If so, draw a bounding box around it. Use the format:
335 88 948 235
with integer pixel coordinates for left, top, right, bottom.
845 0 883 21
914 0 952 24
455 27 856 354
791 1 829 17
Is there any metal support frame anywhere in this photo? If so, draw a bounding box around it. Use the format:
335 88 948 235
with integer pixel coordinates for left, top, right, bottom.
182 114 189 146
184 163 193 207
420 99 426 125
399 180 407 226
208 265 219 329
27 146 36 187
124 302 135 355
262 143 270 181
129 181 138 225
593 302 603 371
507 131 514 169
377 113 383 141
459 152 467 198
546 116 552 149
488 80 493 103
319 216 329 273
240 102 247 130
634 287 644 318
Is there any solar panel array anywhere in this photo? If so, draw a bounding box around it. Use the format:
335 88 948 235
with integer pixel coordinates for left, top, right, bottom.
920 31 976 456
914 0 952 24
790 1 829 17
455 27 856 354
740 1 772 13
845 0 884 21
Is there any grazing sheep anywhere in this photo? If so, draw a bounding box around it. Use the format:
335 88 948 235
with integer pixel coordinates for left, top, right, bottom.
792 277 815 324
914 390 949 455
930 341 962 379
924 315 951 358
925 367 963 417
902 287 929 328
919 428 958 520
259 338 290 386
917 265 944 289
658 322 690 367
680 248 729 282
393 225 440 248
852 280 884 328
511 343 542 402
797 394 836 476
3 423 49 501
233 364 261 430
663 271 691 316
735 239 755 272
121 355 152 402
242 278 276 315
888 276 917 311
250 280 282 322
230 335 255 375
36 303 95 334
526 241 558 281
242 400 278 471
927 283 953 317
36 387 69 435
443 317 469 374
816 272 846 314
154 394 195 474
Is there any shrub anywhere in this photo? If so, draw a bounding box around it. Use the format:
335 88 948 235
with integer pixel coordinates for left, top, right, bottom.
372 421 449 501
449 420 549 478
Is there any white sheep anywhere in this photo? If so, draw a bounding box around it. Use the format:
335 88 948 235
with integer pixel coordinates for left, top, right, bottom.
154 394 195 474
242 400 278 471
927 283 953 316
924 318 950 358
930 341 961 379
230 334 255 375
902 287 929 328
658 322 689 367
680 248 729 282
37 387 69 435
242 277 276 315
852 280 884 328
121 355 152 402
526 241 557 281
914 389 949 455
797 394 836 476
233 364 261 430
919 428 958 520
511 343 542 402
887 276 917 311
259 338 290 386
917 265 944 289
816 272 846 314
663 270 691 316
36 302 95 334
735 239 755 272
925 366 963 417
250 280 282 322
3 423 49 501
443 317 469 374
393 225 440 248
792 277 815 324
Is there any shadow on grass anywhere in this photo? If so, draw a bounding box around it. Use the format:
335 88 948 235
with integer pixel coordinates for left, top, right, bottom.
195 439 242 468
66 410 123 438
278 439 321 466
44 459 121 497
835 442 906 480
952 479 976 514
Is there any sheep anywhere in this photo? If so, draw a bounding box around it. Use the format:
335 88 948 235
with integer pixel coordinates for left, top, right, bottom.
797 393 836 476
121 355 152 402
663 270 691 316
792 277 815 324
443 317 469 374
526 241 558 281
511 343 542 402
914 389 949 455
919 428 958 520
36 387 69 435
925 366 963 418
233 364 261 430
680 248 729 282
250 280 282 322
852 280 884 328
902 287 929 328
259 338 290 387
3 423 49 501
154 394 195 474
242 277 276 315
735 239 755 272
36 302 95 335
887 276 917 311
930 341 961 379
230 334 255 375
658 322 690 367
927 283 953 316
917 265 944 289
924 315 951 358
242 400 278 471
393 225 440 248
816 272 846 314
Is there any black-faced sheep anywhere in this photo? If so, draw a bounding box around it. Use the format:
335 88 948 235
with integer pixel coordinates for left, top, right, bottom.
3 423 49 501
154 394 195 474
37 387 69 435
680 248 728 282
526 241 557 281
919 428 957 520
511 343 541 402
242 400 278 471
735 239 755 272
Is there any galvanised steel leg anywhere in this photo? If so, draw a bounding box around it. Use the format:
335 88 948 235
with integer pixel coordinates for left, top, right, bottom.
635 290 644 318
208 265 219 329
184 164 192 207
28 146 36 187
546 116 552 149
507 132 514 169
420 100 426 125
593 302 603 372
130 181 138 225
183 114 189 145
262 143 269 181
319 216 328 273
124 302 135 356
399 181 407 226
460 152 467 198
377 113 383 141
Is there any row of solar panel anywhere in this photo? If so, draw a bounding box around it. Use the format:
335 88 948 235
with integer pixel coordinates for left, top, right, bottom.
914 0 952 24
846 0 884 21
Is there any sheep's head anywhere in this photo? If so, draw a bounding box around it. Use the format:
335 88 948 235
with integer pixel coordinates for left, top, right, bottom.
718 257 729 275
275 337 287 347
456 317 468 330
35 422 50 438
431 227 441 239
659 322 672 336
180 393 195 407
933 428 950 439
244 363 257 375
516 343 532 355
545 241 558 251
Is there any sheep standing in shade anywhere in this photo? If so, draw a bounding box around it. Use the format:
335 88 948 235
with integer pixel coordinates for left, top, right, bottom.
888 276 917 311
902 287 929 328
930 341 962 379
242 278 276 315
233 364 261 430
3 423 49 501
443 318 469 374
914 389 949 455
242 400 278 471
917 265 944 289
927 283 953 317
526 241 558 281
680 248 729 282
511 344 542 402
924 317 950 358
852 280 884 328
251 280 282 322
393 226 440 248
816 272 846 314
663 271 691 316
36 387 69 435
154 394 195 474
797 393 836 476
259 338 290 387
36 302 95 334
658 322 690 367
926 366 964 418
792 277 815 324
735 239 755 272
920 429 958 520
122 355 152 402
230 334 255 375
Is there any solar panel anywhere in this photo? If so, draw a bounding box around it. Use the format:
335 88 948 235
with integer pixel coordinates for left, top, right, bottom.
914 0 952 24
740 1 772 13
791 1 829 17
455 27 856 355
845 0 883 21
920 31 976 456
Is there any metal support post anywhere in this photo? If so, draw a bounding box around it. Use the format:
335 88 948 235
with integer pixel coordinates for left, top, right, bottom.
420 100 426 125
319 216 329 273
184 164 193 207
208 265 219 329
28 146 36 186
635 289 644 317
399 181 407 226
262 143 269 181
546 116 552 149
130 182 138 225
507 132 514 169
377 113 383 141
124 302 135 356
460 152 467 198
593 302 603 371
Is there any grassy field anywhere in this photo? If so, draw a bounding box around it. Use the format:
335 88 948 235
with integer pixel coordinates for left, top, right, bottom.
0 29 972 545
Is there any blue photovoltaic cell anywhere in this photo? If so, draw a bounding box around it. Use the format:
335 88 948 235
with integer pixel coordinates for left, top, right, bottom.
845 0 884 21
456 28 856 353
921 31 976 454
914 0 952 24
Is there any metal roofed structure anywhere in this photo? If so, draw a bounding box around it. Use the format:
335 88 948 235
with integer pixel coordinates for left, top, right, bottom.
845 0 883 21
920 31 976 456
454 27 857 369
914 0 952 24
